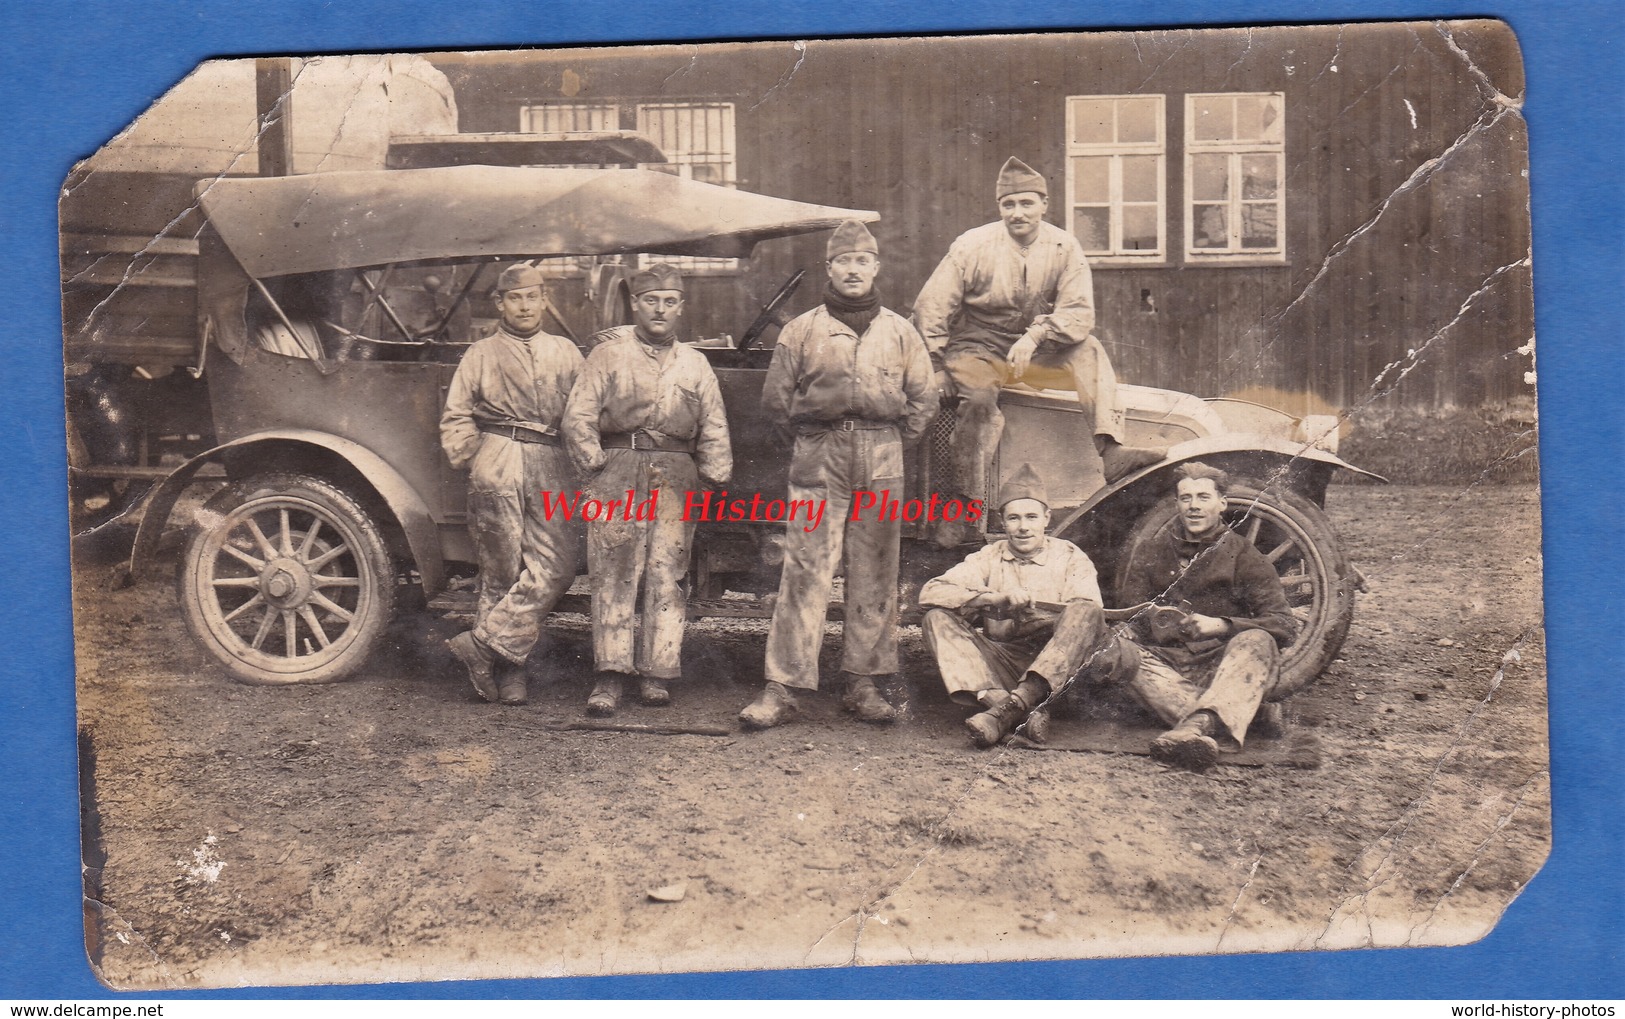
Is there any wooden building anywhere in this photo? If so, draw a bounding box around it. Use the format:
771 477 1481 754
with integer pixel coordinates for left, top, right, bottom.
431 21 1531 414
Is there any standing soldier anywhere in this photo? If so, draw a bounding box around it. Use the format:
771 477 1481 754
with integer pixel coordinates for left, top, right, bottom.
739 220 938 730
441 263 583 706
913 157 1165 544
563 264 732 716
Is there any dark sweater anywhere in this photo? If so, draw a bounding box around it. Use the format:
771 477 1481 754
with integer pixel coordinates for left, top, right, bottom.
1119 526 1298 669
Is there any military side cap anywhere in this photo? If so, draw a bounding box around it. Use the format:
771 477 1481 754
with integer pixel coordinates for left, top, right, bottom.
997 462 1049 510
630 263 684 296
826 219 879 259
995 157 1047 199
495 262 546 292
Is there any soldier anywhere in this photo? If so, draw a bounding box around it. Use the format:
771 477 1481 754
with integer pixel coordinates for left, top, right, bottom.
563 264 732 716
441 263 583 706
913 157 1165 545
917 464 1108 748
1101 462 1299 770
738 220 937 730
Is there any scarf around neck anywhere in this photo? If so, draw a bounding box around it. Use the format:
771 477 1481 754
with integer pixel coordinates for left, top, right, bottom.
823 281 882 336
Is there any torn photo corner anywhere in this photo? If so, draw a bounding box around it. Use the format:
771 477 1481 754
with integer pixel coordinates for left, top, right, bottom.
64 21 1544 991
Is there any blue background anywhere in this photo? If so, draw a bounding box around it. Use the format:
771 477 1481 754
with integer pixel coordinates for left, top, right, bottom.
3 0 1619 1000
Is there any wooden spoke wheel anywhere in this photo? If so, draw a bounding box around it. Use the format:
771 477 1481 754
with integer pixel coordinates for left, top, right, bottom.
177 473 396 684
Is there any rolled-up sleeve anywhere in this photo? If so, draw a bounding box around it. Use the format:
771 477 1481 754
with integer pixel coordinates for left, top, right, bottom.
918 548 995 610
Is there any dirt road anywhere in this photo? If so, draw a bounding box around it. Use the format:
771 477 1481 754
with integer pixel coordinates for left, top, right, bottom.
72 483 1548 989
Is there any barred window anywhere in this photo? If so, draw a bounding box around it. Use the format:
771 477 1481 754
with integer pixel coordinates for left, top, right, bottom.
520 102 619 134
635 102 740 272
1064 95 1166 263
515 103 624 276
515 101 743 273
1184 93 1286 261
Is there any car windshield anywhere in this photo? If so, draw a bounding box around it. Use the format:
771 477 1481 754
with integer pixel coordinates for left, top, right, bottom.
248 260 576 362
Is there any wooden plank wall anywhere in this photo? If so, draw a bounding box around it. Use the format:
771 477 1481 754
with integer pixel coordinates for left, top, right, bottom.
433 20 1531 413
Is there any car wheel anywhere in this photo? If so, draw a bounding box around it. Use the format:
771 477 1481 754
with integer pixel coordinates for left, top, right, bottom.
177 472 396 684
1116 478 1355 696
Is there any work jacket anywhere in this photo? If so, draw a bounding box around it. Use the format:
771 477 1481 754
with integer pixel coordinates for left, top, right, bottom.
761 305 937 448
440 326 582 470
912 220 1096 359
562 327 732 486
1118 527 1299 669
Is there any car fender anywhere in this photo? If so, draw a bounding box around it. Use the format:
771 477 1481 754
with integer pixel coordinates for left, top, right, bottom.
126 429 444 594
1047 433 1385 539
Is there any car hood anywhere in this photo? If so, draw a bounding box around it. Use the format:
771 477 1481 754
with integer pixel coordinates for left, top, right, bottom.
198 165 878 278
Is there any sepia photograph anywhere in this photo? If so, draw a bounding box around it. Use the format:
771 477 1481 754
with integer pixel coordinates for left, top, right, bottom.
55 19 1551 992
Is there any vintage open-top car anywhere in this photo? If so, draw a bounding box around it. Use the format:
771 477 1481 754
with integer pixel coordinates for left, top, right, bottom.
85 163 1377 695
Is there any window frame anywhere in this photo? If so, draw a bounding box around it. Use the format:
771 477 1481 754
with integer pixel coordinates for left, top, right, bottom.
1063 94 1168 266
516 102 624 278
514 100 743 276
519 101 620 135
1183 92 1288 265
634 101 741 273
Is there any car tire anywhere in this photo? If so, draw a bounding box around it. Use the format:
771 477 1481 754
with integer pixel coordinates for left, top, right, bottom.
176 472 396 685
1116 478 1355 696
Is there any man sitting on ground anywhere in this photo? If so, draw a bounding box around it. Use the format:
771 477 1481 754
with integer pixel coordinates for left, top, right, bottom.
1099 462 1299 769
917 463 1107 748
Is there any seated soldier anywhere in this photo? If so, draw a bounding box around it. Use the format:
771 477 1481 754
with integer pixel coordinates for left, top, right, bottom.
912 157 1165 547
917 463 1110 748
1097 461 1299 770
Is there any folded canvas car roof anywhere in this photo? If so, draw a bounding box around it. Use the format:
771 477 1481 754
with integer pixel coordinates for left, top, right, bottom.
198 164 879 278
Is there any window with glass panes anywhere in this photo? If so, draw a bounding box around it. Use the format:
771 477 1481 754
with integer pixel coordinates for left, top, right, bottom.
1064 95 1166 262
1184 93 1285 260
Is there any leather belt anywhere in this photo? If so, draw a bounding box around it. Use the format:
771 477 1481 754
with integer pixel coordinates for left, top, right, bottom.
799 418 898 434
479 422 560 447
600 430 697 454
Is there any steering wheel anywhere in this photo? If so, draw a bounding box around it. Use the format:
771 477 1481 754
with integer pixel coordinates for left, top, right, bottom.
738 270 807 350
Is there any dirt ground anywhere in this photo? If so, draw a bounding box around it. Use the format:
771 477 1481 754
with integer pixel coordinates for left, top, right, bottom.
71 482 1548 990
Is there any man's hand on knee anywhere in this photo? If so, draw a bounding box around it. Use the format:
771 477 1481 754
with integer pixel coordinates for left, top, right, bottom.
1006 334 1039 378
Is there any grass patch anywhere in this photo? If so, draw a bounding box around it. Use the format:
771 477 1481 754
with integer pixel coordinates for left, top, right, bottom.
1336 400 1538 485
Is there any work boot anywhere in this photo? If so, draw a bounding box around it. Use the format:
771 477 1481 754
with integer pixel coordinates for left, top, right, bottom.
739 682 799 730
840 673 899 724
496 660 529 706
1021 704 1052 744
1150 710 1221 771
446 631 499 703
965 690 1029 748
1098 439 1167 484
638 677 671 707
586 673 624 717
